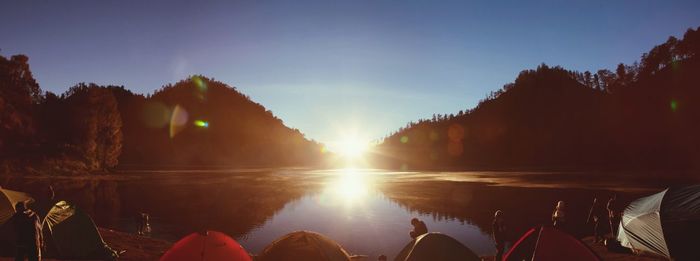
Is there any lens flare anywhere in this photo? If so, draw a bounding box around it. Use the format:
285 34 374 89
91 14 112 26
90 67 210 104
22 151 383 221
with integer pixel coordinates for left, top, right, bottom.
169 105 188 138
194 120 209 128
192 76 207 92
671 100 678 112
141 101 171 128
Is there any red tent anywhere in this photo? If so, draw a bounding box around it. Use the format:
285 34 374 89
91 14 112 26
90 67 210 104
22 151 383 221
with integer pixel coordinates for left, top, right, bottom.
160 230 252 261
504 226 600 261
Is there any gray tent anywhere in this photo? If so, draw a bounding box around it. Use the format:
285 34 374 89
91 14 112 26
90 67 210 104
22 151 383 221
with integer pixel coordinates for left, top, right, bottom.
42 201 118 260
257 231 352 261
617 185 700 260
394 233 479 261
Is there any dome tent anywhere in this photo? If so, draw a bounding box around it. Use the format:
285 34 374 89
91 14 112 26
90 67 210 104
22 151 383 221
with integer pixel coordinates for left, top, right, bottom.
617 185 700 260
0 188 34 255
504 226 600 261
257 231 352 261
0 187 33 224
42 201 118 260
160 230 252 261
394 233 479 261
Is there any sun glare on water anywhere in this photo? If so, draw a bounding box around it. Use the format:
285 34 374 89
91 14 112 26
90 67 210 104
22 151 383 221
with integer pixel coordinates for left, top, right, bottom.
325 169 372 204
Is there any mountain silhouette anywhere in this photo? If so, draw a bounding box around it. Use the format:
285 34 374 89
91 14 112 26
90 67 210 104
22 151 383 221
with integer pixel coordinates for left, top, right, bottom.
376 26 700 172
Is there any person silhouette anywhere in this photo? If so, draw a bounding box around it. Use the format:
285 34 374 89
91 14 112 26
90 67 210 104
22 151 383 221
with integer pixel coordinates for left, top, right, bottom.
409 218 428 239
493 210 507 261
12 201 43 261
552 200 567 232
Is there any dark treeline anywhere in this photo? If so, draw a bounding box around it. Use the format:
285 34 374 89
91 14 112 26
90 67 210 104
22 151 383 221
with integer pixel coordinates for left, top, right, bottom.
0 58 323 174
376 27 700 172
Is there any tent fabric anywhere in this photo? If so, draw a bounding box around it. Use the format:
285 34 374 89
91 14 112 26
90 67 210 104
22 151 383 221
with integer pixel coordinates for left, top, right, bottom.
394 233 479 261
503 228 537 261
160 230 251 261
617 189 668 258
532 227 601 261
257 231 351 261
660 185 700 223
505 226 600 261
0 188 34 224
0 188 34 255
618 185 700 260
42 201 117 260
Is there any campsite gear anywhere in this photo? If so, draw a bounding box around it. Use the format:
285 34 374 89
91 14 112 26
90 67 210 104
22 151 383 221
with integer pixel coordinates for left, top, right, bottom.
504 226 601 261
617 185 700 260
0 188 34 255
394 232 479 261
42 201 118 260
258 231 351 261
160 230 251 261
604 238 631 254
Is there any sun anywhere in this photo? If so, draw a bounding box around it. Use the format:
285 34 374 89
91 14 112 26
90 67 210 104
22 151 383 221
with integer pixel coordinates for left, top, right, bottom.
329 137 369 160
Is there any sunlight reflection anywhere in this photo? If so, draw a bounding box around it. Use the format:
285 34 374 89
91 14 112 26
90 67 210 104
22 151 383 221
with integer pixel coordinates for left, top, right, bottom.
324 169 372 205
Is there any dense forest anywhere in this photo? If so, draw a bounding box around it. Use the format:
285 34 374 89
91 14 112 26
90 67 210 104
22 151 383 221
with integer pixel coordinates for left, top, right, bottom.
0 58 323 174
376 27 700 172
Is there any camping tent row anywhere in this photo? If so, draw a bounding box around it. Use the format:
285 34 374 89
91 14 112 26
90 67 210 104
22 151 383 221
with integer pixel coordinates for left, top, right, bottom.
161 231 482 261
0 188 117 260
162 228 606 261
617 185 700 260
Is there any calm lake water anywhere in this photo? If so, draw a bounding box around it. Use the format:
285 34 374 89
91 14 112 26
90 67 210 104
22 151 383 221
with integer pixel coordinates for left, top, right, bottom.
0 169 685 259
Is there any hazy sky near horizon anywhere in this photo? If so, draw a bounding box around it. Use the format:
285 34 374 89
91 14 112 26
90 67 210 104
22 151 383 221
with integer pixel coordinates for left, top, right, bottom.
2 1 700 144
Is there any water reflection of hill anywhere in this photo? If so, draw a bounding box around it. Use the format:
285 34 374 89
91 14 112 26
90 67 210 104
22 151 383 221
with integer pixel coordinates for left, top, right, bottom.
379 178 652 239
0 171 315 240
0 169 683 248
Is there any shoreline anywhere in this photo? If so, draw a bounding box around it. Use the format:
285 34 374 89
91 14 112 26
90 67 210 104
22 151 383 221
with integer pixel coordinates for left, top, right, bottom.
1 228 666 261
0 228 172 261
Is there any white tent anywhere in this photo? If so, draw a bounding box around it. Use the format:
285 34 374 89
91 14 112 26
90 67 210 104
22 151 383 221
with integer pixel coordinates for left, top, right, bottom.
617 185 700 260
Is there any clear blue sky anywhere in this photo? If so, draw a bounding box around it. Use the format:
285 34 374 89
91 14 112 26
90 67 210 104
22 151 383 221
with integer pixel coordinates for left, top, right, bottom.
2 1 699 144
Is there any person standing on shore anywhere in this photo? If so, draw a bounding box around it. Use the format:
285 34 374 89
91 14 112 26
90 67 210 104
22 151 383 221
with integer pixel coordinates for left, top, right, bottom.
607 195 619 236
12 201 43 261
587 197 606 242
552 200 567 231
492 210 507 261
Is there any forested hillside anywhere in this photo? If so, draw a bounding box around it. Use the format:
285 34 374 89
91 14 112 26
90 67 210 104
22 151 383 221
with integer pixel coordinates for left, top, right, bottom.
0 57 323 174
377 27 700 172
